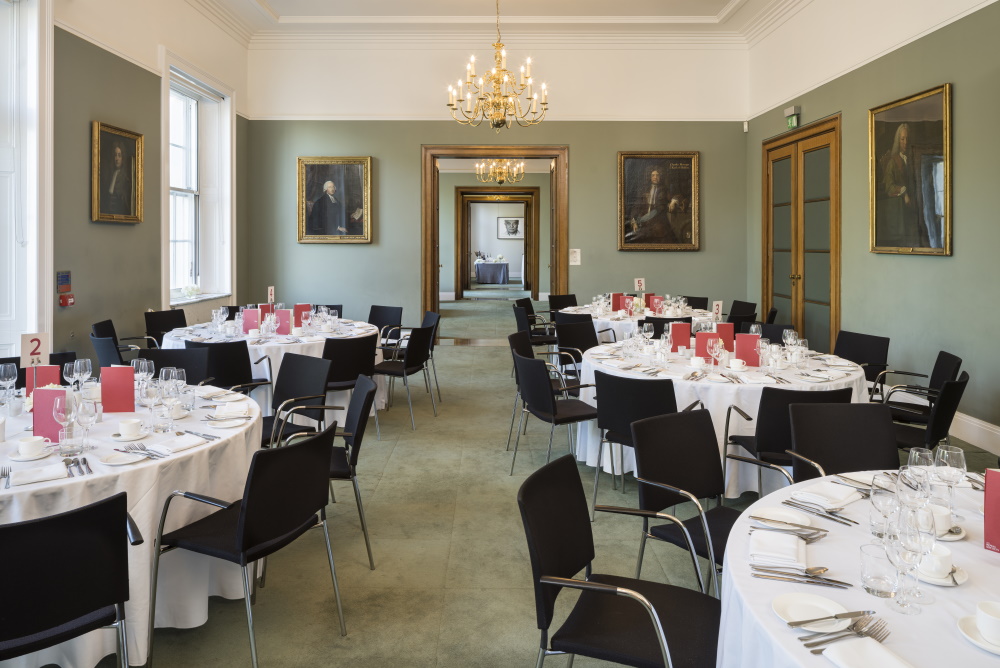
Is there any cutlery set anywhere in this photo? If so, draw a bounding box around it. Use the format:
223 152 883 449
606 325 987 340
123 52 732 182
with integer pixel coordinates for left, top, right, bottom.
780 499 857 525
1 466 9 489
62 457 92 477
116 443 165 459
967 472 985 491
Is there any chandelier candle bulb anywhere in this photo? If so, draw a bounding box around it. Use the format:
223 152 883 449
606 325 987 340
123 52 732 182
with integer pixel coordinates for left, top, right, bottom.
526 57 531 77
470 56 475 77
520 66 525 85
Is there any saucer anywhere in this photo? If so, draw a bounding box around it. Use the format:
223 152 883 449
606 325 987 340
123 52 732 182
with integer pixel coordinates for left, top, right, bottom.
99 452 144 466
771 593 850 633
917 565 967 586
8 446 55 462
958 616 1000 656
213 393 247 403
111 430 151 442
938 526 967 542
205 419 246 429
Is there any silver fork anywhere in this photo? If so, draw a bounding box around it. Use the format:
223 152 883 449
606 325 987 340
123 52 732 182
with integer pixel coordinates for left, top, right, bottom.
797 615 873 642
805 618 889 651
1 466 10 489
125 443 165 459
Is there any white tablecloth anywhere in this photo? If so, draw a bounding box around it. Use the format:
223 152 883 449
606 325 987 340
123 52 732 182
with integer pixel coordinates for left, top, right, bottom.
559 306 714 343
718 476 999 667
574 347 867 497
0 399 262 667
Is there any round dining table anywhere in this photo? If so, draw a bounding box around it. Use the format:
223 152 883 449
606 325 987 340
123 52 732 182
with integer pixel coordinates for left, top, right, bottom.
573 345 868 498
558 305 715 342
0 394 263 667
718 474 998 667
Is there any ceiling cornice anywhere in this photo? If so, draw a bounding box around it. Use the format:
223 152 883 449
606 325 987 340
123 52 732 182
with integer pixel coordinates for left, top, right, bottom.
186 0 255 46
742 0 811 46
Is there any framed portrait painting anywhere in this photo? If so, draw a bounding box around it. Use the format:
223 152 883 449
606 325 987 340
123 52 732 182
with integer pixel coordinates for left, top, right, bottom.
497 216 524 240
617 151 699 251
91 122 143 223
298 156 372 243
869 84 951 255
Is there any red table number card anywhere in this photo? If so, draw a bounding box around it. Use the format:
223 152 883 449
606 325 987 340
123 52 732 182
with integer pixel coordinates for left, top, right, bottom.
276 309 292 335
735 334 761 367
611 293 626 311
649 296 665 312
985 469 1000 553
644 294 659 309
293 304 311 328
716 323 735 352
259 303 275 317
670 322 691 353
25 365 61 397
242 309 260 334
32 387 65 442
101 366 136 413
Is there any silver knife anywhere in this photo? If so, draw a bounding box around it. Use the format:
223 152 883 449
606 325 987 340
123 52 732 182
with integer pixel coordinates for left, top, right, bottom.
787 499 860 524
81 457 94 475
63 458 75 477
787 610 875 628
72 458 86 476
781 500 853 526
749 516 829 533
750 573 848 589
185 429 220 441
751 567 852 587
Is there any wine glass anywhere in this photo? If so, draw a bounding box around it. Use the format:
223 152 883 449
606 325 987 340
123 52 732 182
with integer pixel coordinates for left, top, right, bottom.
77 399 97 449
0 362 16 405
52 394 77 436
63 362 77 389
869 473 898 543
896 465 931 509
710 338 726 369
748 323 762 337
755 338 770 367
641 322 655 343
934 445 967 523
159 367 178 386
160 380 181 432
660 329 672 356
73 358 92 389
137 380 161 432
899 507 937 605
782 328 798 348
705 338 720 368
301 309 313 332
884 519 924 615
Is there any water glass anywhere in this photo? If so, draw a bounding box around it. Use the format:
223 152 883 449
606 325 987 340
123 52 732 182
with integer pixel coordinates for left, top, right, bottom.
58 427 83 457
934 445 967 523
63 362 77 389
77 399 97 448
52 394 77 432
73 359 92 387
896 465 931 509
748 323 762 337
860 544 896 598
870 473 898 542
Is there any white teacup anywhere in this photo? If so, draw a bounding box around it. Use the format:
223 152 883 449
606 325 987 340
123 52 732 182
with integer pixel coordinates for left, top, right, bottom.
728 358 748 371
927 503 952 537
919 543 953 579
248 328 260 337
18 436 51 457
976 601 1000 646
170 404 187 419
119 419 143 438
690 357 706 369
321 324 333 332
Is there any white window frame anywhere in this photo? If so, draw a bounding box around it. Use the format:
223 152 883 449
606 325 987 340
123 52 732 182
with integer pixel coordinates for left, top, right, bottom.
160 49 235 308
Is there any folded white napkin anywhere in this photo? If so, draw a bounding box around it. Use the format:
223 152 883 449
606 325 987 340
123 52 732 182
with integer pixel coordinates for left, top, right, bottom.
601 360 635 369
214 403 249 418
194 385 225 397
824 638 914 668
149 434 207 456
748 530 807 569
792 480 863 509
655 370 687 379
743 373 777 385
11 464 69 486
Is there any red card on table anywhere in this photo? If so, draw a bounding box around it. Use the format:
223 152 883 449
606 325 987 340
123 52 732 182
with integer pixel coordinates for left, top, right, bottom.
25 365 61 397
259 303 275 317
649 296 664 311
611 293 626 311
695 332 717 358
644 294 658 308
293 304 311 327
100 366 135 413
32 387 65 442
985 469 1000 553
242 309 260 334
669 322 691 353
716 323 735 352
276 309 292 335
735 334 760 367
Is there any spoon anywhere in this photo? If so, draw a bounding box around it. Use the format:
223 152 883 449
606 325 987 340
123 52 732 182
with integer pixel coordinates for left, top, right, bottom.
948 565 959 586
948 525 963 535
62 458 75 477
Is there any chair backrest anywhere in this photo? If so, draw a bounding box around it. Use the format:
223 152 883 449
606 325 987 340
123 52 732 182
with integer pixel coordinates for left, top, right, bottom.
224 306 239 321
91 320 120 347
513 352 557 417
321 334 377 383
0 492 129 647
928 351 962 391
789 403 899 481
507 330 536 361
639 316 692 339
513 297 536 318
343 375 378 466
730 300 757 316
512 306 534 335
833 330 890 382
765 307 778 324
368 305 403 336
137 347 211 385
420 311 441 351
761 323 794 341
547 294 578 311
726 313 757 331
237 427 334 562
752 386 854 456
682 296 709 310
271 352 332 420
324 304 344 317
924 371 969 446
554 322 600 364
144 309 187 345
184 340 254 389
551 311 592 326
50 351 78 385
517 454 595 631
90 334 124 367
401 325 434 369
631 410 724 510
594 370 678 438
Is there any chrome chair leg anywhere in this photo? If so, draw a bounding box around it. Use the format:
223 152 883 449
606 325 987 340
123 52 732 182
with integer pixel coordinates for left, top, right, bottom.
566 654 575 668
116 607 129 668
257 557 267 589
329 480 337 503
403 374 415 429
373 403 381 440
352 476 376 570
591 440 603 521
510 408 526 475
321 510 348 636
635 525 649 579
423 366 432 393
430 354 442 402
620 447 627 494
566 424 573 457
545 422 556 463
535 646 546 668
425 368 438 416
506 391 521 451
241 565 260 668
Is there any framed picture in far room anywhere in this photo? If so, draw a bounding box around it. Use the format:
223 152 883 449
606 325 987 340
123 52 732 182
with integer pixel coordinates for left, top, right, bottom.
497 216 525 239
91 121 143 223
298 156 372 243
617 151 700 251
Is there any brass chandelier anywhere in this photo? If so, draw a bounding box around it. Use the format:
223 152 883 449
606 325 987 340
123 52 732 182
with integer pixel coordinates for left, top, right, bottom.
447 0 548 132
475 159 525 185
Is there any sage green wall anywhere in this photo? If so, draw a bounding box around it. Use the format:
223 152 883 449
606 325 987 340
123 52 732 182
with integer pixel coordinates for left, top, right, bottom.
53 28 161 353
437 172 550 294
746 4 1000 424
244 121 748 322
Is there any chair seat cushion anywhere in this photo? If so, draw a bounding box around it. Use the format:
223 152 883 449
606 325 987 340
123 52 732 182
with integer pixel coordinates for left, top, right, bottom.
603 429 633 447
330 446 351 479
260 416 316 447
887 401 930 424
527 399 597 426
327 379 359 392
729 435 792 465
649 506 741 566
529 335 558 346
551 573 720 668
0 605 118 660
373 360 423 377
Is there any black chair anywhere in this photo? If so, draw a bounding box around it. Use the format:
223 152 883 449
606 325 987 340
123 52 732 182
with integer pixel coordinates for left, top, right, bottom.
91 334 126 367
760 323 794 341
547 294 578 311
329 374 379 570
724 387 854 493
0 492 142 666
682 296 709 310
397 311 442 402
514 297 554 334
726 312 757 333
514 306 557 349
637 316 692 339
323 304 344 317
260 352 332 448
876 350 962 425
787 403 900 482
518 454 720 668
144 309 187 347
507 331 579 452
92 319 157 351
510 352 596 474
136 347 211 386
833 330 890 389
894 371 969 452
148 428 346 668
765 307 778 324
321 333 380 438
368 305 403 344
729 300 757 317
184 340 271 396
224 306 239 321
554 321 605 382
373 325 437 430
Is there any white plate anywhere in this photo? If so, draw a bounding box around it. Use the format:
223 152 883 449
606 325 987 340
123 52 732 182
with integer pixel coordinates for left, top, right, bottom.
917 565 967 587
706 374 731 383
99 452 144 466
938 526 967 542
958 616 1000 656
772 593 851 633
206 419 246 429
214 393 247 403
111 431 151 442
753 507 812 528
8 447 55 462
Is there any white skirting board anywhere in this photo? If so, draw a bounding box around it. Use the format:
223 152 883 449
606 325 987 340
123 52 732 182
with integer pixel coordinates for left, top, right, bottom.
951 412 1000 457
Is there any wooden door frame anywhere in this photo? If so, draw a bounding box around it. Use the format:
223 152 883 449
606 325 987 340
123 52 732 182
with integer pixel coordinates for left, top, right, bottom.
454 187 540 301
421 145 569 315
761 115 841 350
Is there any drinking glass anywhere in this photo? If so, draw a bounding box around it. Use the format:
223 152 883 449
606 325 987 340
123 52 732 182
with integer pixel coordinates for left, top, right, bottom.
52 394 77 435
159 367 178 386
73 358 92 388
77 399 97 448
900 507 937 605
896 465 931 509
0 362 18 405
934 445 967 523
860 543 896 598
137 381 161 432
782 328 798 347
63 362 78 389
870 473 898 542
907 447 934 469
755 338 770 365
160 381 181 432
885 525 922 615
171 368 187 390
641 322 654 342
748 323 762 337
301 310 312 332
660 330 672 356
705 338 719 367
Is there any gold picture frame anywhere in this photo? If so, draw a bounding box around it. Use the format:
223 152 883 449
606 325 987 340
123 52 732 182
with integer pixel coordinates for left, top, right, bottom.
91 121 143 223
617 151 700 251
869 84 951 255
297 156 372 243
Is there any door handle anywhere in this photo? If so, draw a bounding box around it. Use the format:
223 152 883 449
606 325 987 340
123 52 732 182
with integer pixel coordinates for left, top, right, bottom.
788 274 802 280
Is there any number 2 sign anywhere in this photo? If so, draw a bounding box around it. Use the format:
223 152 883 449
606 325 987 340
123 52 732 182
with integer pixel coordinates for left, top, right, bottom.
21 332 51 368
